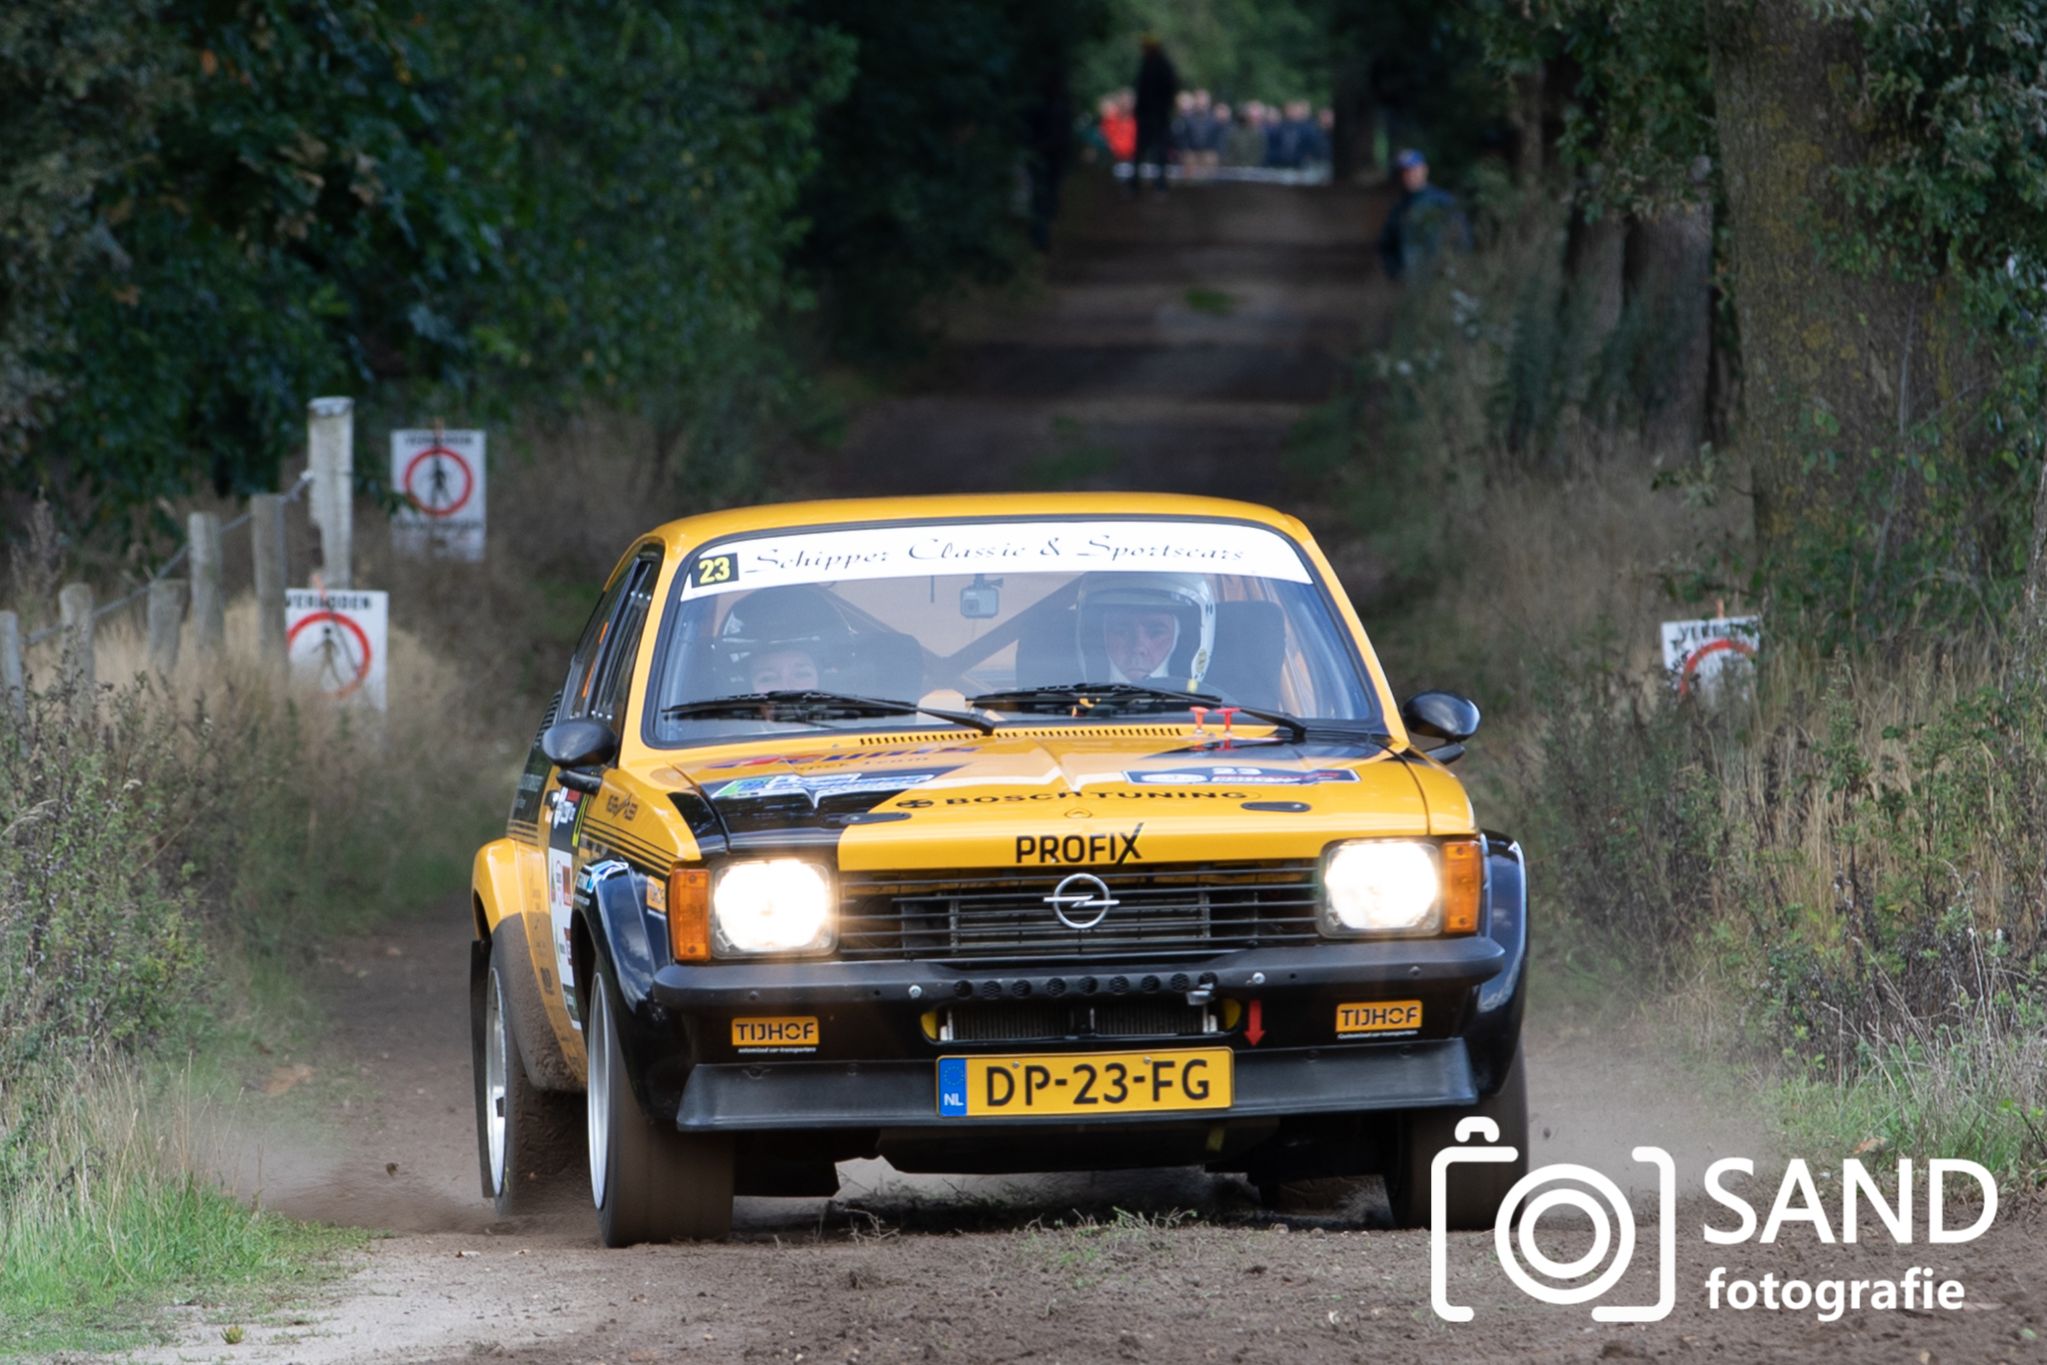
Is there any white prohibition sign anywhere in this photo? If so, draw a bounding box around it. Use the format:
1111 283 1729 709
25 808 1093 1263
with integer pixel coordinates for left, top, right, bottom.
391 429 486 563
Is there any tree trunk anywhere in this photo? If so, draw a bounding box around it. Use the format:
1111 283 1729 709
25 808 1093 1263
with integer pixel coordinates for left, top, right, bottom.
1511 66 1545 192
1560 205 1626 428
1330 58 1374 183
1625 192 1713 457
1709 0 1981 571
2022 460 2047 672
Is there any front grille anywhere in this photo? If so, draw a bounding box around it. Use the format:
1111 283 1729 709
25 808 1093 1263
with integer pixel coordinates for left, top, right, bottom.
942 1000 1217 1042
837 862 1321 962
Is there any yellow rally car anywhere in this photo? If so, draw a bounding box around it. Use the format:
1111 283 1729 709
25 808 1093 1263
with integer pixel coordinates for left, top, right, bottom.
469 494 1527 1244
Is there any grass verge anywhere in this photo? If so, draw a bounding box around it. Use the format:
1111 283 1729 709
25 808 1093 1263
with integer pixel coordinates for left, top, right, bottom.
0 1076 366 1357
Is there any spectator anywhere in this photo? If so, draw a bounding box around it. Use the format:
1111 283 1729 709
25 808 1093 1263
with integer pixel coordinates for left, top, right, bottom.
1265 99 1327 170
1377 148 1473 281
1172 89 1197 156
1223 102 1268 167
1185 88 1222 170
1099 92 1136 164
1132 37 1179 192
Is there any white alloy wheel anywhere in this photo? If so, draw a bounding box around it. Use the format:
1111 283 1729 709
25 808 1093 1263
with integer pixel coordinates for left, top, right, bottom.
485 968 511 1194
587 973 613 1209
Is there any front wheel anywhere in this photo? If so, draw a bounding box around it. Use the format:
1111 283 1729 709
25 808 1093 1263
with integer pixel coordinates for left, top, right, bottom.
1385 1051 1529 1231
473 930 581 1216
587 967 733 1246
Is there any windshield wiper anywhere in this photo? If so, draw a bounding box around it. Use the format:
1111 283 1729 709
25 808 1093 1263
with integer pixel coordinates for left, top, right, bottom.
967 682 1312 742
660 690 995 735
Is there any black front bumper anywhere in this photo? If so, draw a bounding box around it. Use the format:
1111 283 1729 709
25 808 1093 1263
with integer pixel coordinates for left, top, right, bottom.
676 1039 1475 1132
641 935 1521 1133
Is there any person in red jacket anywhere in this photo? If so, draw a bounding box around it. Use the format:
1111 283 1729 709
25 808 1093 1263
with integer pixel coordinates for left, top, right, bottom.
1098 91 1137 164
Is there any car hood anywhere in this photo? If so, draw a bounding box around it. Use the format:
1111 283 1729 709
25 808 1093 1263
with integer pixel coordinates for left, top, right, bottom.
650 726 1444 871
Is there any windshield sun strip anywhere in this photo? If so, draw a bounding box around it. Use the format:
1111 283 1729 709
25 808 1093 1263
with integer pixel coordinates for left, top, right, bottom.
636 512 1380 751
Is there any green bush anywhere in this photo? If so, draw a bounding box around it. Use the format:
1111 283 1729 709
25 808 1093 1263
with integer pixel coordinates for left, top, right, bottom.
0 688 209 1194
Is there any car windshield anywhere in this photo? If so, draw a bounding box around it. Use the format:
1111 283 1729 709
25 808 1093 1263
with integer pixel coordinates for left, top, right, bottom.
643 517 1381 745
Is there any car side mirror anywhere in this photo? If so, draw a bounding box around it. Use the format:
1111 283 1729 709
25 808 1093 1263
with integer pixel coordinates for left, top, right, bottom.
1401 691 1481 757
542 717 618 793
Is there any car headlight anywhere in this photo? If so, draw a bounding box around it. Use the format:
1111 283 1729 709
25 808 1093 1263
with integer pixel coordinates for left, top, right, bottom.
710 859 835 957
1321 840 1442 936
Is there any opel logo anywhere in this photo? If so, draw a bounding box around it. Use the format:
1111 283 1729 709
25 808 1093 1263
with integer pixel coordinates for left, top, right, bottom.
1046 872 1117 930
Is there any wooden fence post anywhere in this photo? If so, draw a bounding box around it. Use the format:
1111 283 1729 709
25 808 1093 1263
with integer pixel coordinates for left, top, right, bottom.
59 582 95 708
188 511 226 661
147 579 187 677
251 492 288 677
0 610 22 722
308 396 354 590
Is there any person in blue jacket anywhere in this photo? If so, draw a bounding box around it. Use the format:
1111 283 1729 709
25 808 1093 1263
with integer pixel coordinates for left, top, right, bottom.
1377 148 1472 281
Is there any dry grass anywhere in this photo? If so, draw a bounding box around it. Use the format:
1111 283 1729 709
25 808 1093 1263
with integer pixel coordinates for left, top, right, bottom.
1324 209 2047 1180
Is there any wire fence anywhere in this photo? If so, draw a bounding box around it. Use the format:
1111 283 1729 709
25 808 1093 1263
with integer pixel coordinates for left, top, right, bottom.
19 472 314 649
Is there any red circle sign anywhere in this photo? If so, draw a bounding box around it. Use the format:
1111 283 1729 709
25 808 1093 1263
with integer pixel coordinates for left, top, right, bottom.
287 610 373 698
1677 636 1755 698
402 444 475 518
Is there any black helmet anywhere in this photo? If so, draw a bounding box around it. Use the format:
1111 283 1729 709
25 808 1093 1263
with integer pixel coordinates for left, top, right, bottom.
716 587 853 684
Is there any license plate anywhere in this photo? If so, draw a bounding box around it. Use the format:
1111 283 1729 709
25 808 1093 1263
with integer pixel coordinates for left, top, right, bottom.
730 1016 819 1052
936 1049 1232 1118
1335 1000 1422 1037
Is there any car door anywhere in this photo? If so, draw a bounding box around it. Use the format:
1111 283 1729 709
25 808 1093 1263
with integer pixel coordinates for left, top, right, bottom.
538 546 662 1043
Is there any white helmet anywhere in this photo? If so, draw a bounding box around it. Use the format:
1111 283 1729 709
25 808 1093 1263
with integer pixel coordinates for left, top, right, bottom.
1075 572 1217 691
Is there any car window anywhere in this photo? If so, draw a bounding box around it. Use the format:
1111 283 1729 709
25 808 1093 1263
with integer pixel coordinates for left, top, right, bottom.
642 517 1382 746
561 548 656 725
586 551 660 728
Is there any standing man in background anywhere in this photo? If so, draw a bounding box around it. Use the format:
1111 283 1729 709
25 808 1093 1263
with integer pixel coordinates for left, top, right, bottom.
1377 148 1472 281
1132 37 1179 194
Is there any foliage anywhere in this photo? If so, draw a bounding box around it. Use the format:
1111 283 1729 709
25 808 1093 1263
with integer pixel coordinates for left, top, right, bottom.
429 2 854 428
798 0 1108 355
1784 0 2047 641
1466 0 1715 215
0 1 857 532
1819 0 2047 291
1077 0 1325 102
0 0 183 466
0 662 492 1189
1326 196 2045 1179
3 0 492 528
0 689 207 1193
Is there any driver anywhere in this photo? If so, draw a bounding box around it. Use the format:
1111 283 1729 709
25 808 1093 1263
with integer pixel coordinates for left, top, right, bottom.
1074 572 1216 691
717 586 851 692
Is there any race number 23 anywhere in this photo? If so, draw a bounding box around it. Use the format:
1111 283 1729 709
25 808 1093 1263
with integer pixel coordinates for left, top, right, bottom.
692 554 738 588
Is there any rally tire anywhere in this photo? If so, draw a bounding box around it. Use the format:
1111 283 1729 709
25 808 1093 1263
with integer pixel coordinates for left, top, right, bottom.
474 930 583 1216
587 967 734 1246
1385 1051 1529 1231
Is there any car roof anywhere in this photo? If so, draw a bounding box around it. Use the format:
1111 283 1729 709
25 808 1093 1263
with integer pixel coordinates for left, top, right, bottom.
642 492 1314 554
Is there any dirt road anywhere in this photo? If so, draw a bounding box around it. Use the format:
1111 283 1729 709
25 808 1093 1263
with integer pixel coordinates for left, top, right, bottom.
131 178 2045 1364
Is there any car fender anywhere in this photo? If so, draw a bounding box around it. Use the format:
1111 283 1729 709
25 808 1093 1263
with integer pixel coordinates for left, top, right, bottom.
473 837 581 1091
1466 831 1527 1093
472 838 524 937
573 859 697 1121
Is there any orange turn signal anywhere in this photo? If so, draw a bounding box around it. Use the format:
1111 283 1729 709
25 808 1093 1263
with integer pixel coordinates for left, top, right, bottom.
668 865 711 962
1440 838 1483 936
